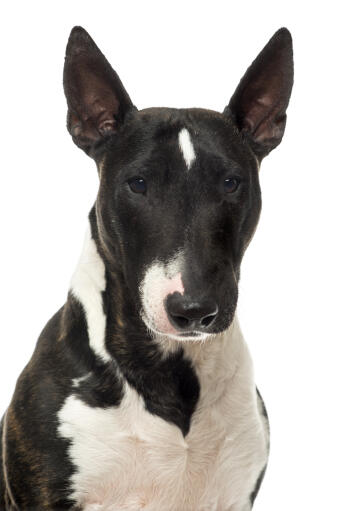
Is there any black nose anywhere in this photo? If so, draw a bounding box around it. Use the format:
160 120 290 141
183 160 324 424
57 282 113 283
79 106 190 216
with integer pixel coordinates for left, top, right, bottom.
165 293 218 332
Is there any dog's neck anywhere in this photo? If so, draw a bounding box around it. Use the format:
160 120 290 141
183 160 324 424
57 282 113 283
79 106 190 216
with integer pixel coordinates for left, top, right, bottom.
65 215 251 434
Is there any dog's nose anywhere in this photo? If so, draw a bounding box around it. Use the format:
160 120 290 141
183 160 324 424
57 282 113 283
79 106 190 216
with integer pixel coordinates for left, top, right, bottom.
165 293 218 332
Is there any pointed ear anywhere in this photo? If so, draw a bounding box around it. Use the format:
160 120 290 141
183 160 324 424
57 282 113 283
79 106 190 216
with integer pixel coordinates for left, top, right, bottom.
224 28 293 160
63 27 136 157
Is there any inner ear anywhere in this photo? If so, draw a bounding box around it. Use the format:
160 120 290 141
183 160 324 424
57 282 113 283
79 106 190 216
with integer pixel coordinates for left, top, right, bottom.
63 26 136 157
224 28 293 159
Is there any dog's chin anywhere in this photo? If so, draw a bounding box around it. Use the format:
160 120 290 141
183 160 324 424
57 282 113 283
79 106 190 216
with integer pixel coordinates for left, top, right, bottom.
157 330 214 343
150 326 214 343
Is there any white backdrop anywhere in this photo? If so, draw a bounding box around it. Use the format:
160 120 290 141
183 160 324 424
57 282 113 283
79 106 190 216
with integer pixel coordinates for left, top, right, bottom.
0 1 358 509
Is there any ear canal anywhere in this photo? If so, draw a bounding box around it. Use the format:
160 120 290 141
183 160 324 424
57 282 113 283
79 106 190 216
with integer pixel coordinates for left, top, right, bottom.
224 28 293 159
63 26 136 157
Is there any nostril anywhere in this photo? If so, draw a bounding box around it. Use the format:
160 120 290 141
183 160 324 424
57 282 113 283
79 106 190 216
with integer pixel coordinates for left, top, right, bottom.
172 315 190 329
165 294 219 332
200 313 217 327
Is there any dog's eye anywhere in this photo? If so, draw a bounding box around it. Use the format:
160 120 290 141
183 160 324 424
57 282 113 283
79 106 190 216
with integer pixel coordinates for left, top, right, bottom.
128 177 147 194
223 177 240 194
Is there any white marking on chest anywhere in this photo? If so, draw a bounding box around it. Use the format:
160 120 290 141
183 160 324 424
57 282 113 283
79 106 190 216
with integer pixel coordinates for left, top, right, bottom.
57 319 268 510
178 128 196 169
70 224 111 363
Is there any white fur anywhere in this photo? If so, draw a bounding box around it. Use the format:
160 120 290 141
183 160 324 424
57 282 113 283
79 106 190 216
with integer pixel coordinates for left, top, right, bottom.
57 319 268 511
139 254 213 343
178 128 196 169
140 254 183 335
70 226 111 363
58 228 268 509
72 373 91 388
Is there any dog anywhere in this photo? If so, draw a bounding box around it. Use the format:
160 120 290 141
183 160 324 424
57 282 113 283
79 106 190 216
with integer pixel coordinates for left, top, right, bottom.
0 26 293 510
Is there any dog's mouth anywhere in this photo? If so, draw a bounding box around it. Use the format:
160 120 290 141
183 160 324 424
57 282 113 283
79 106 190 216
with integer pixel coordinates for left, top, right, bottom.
174 331 212 341
178 331 202 337
152 328 213 343
141 312 214 342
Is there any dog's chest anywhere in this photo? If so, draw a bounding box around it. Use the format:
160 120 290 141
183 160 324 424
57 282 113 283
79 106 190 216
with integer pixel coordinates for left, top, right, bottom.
58 338 267 511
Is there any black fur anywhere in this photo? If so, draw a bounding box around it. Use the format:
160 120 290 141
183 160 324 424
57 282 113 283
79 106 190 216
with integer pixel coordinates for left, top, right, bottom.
250 466 267 507
0 26 293 509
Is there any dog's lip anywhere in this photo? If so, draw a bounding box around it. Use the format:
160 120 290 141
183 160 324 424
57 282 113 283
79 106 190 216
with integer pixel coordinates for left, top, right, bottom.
144 321 210 341
141 313 212 340
177 331 201 337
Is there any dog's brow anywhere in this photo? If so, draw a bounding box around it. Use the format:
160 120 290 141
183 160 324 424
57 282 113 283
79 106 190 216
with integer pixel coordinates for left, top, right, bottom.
178 128 196 170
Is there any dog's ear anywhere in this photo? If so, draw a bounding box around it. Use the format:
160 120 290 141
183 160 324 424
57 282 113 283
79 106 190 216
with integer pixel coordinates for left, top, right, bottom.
63 26 136 157
224 28 293 160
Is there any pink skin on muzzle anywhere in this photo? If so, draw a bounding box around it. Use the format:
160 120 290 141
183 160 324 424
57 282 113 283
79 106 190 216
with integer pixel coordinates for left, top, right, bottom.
153 272 184 335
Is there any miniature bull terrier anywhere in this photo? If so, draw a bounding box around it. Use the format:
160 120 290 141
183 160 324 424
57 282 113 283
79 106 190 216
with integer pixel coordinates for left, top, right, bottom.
0 26 293 510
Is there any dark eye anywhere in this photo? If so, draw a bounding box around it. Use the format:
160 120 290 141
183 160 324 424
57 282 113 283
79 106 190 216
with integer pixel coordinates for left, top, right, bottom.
223 177 240 194
128 177 147 194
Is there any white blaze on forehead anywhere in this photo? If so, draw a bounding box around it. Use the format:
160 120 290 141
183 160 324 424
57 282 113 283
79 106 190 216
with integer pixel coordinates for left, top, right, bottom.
140 253 185 336
70 225 111 363
178 128 196 169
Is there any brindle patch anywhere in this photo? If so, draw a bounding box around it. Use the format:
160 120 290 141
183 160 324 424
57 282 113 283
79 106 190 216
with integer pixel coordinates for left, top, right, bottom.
0 417 7 509
0 307 86 510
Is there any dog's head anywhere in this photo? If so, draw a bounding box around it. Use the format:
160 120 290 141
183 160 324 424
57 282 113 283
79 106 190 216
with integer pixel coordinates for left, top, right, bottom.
63 27 293 342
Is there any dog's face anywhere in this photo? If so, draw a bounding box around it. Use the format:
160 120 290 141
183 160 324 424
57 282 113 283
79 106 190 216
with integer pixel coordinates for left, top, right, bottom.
96 108 261 340
64 27 293 341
